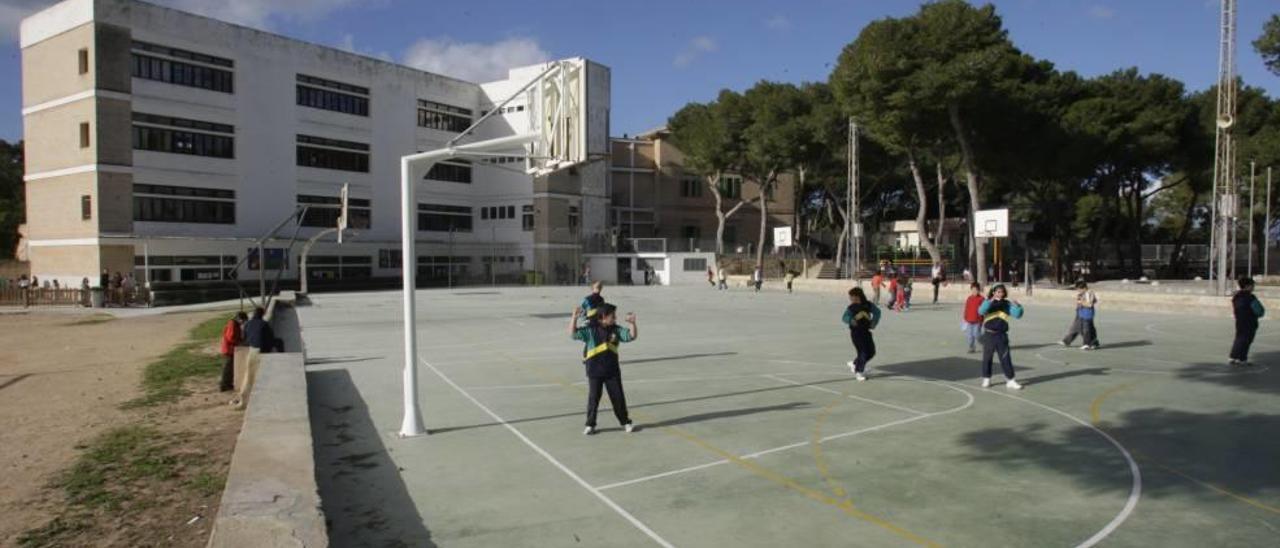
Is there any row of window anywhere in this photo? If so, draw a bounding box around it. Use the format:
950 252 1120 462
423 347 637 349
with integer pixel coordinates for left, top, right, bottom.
133 127 234 158
418 100 473 132
133 184 236 224
298 194 372 229
132 53 234 94
482 205 517 220
297 138 370 173
296 84 369 116
417 203 473 232
425 161 472 183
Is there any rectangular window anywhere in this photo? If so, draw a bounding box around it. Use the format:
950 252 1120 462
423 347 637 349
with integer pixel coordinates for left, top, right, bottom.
132 112 234 159
298 194 372 229
296 74 369 116
131 41 234 94
719 175 742 199
569 206 580 231
681 176 703 198
424 160 472 183
522 205 534 231
507 205 515 219
81 195 92 220
378 249 402 269
133 183 236 224
417 203 473 232
296 134 369 173
78 48 89 74
79 122 90 148
480 208 489 220
306 255 373 280
681 225 701 239
683 258 708 272
417 99 473 132
247 248 288 271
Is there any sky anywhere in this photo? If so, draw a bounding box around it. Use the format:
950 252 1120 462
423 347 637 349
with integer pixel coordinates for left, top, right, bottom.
0 0 1276 142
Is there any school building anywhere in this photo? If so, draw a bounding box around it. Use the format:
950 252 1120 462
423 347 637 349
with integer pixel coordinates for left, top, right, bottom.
19 0 611 290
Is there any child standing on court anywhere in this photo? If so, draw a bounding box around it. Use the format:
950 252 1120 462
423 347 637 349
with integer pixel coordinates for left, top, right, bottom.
842 287 881 381
978 284 1024 389
1060 281 1100 350
871 272 884 304
580 281 605 320
886 275 899 310
1230 277 1265 366
570 302 638 434
962 283 983 353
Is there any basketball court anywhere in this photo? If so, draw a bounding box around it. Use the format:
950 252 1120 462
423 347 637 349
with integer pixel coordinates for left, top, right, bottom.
300 285 1280 547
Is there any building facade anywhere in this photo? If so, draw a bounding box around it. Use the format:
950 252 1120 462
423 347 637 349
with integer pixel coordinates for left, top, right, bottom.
608 128 797 255
20 0 609 289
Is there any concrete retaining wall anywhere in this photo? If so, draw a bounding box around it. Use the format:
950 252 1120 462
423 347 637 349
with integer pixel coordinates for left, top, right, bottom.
729 276 1278 319
208 292 327 547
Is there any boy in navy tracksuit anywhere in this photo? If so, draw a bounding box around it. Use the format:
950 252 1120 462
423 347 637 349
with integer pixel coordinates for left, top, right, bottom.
1230 277 1265 366
842 287 882 381
570 302 638 435
978 284 1024 390
580 281 605 321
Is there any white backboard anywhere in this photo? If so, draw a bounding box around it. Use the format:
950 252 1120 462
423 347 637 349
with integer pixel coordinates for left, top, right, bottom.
527 59 598 175
773 226 793 247
974 208 1009 238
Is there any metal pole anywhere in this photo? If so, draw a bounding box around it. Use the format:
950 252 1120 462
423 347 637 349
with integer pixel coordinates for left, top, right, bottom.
491 226 497 286
399 157 426 437
258 242 265 303
851 120 860 282
300 227 340 295
1267 166 1273 277
448 227 454 289
1249 161 1256 277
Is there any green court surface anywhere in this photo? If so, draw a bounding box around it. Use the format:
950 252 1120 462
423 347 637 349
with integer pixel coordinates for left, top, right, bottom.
300 285 1280 547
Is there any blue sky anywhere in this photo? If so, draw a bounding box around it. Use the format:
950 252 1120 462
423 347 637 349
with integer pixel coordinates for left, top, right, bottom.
0 0 1276 142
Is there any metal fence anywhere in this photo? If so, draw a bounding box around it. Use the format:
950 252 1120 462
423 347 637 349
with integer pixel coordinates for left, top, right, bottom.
0 288 86 307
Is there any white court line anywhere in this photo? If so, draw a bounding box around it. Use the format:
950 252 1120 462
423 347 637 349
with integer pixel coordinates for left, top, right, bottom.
943 381 1141 548
597 378 974 491
466 372 795 391
763 374 928 416
418 358 673 548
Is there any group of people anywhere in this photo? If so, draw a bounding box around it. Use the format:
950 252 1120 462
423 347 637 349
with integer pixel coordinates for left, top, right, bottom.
217 307 282 394
703 262 799 293
569 281 639 435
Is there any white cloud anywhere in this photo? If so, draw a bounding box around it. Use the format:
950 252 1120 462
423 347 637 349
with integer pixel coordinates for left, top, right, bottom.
673 35 717 68
765 15 791 31
159 0 364 29
401 37 550 83
1088 5 1116 19
335 33 392 62
0 0 54 43
0 0 369 43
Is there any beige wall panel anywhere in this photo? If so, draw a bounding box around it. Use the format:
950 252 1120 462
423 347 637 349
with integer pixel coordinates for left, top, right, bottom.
21 23 95 107
23 100 97 173
24 171 98 239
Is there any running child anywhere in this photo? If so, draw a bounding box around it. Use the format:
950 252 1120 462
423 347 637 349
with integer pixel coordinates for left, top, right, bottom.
978 284 1024 389
1230 277 1265 366
1060 280 1100 350
570 302 638 434
871 272 884 304
580 281 605 320
842 287 881 381
962 283 983 353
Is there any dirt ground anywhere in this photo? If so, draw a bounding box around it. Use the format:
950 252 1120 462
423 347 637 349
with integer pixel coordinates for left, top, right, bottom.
0 310 241 547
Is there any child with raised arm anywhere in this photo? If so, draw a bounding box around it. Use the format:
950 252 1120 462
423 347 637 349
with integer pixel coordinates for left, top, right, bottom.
570 302 638 435
842 287 882 381
978 284 1024 390
1230 277 1265 366
580 281 605 321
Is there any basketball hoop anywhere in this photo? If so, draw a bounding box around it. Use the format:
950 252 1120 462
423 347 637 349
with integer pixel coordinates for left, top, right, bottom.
337 183 349 243
526 59 587 176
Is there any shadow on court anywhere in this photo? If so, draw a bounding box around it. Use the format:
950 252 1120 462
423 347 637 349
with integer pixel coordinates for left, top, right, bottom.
309 369 436 547
958 408 1280 501
305 355 383 366
1174 350 1280 396
626 351 738 365
642 401 811 429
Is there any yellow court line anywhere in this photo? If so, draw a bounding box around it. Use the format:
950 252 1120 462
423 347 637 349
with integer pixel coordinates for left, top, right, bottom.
509 355 941 547
811 399 851 501
1089 382 1280 517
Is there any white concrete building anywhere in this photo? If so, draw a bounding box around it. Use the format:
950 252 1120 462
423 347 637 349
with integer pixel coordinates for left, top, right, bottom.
20 0 610 291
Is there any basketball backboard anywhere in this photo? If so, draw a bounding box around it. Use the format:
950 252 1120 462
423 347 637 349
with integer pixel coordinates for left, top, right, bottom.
974 208 1009 238
526 58 607 176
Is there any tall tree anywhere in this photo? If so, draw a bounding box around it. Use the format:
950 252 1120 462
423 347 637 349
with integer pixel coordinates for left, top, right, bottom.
668 91 755 257
0 140 23 259
1255 14 1280 76
741 81 810 269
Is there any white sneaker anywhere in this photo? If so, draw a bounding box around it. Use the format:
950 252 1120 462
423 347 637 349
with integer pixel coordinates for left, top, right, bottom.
1006 379 1023 390
847 360 857 373
1081 345 1092 350
1229 359 1242 366
981 377 991 388
624 423 635 433
583 426 596 435
1057 341 1067 347
854 373 867 382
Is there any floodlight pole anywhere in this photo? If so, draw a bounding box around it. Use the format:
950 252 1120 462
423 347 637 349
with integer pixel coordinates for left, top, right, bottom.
1249 161 1256 277
1267 166 1273 277
399 133 541 438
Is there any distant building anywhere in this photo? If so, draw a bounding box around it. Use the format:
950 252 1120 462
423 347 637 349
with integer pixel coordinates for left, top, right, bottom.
20 0 609 288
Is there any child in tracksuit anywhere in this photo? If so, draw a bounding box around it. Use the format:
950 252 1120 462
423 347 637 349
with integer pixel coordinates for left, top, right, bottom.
978 284 1024 390
962 283 983 353
580 281 605 321
1060 281 1100 350
1230 277 1265 366
842 287 882 381
570 302 638 435
886 276 899 309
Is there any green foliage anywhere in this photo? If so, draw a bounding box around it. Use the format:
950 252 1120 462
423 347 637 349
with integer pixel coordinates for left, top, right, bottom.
1256 14 1280 77
121 315 226 408
0 140 23 259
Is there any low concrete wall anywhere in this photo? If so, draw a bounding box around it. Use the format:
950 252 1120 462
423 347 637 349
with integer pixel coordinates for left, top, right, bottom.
208 295 327 547
729 275 1278 319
